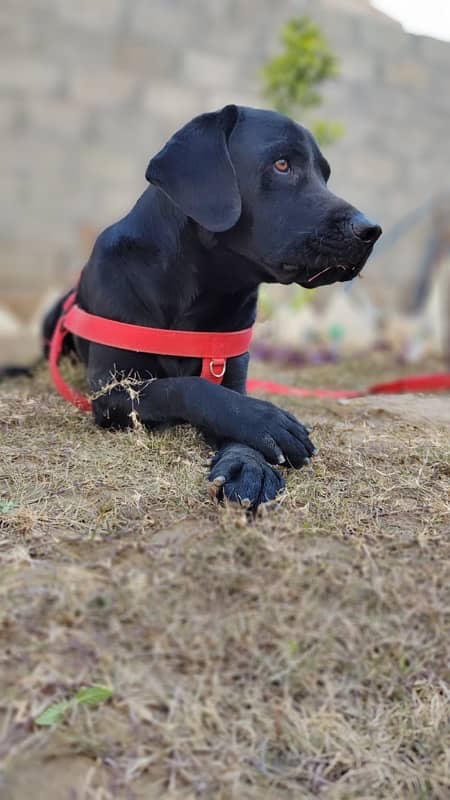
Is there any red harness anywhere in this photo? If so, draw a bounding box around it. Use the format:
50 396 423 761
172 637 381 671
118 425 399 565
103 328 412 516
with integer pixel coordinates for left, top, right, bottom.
49 290 253 412
49 291 450 412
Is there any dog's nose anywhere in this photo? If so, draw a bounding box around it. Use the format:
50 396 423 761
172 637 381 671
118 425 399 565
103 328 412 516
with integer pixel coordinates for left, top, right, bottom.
351 214 382 244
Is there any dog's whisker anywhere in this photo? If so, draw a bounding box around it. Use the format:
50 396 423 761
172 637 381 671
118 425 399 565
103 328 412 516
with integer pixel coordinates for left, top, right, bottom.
306 265 334 283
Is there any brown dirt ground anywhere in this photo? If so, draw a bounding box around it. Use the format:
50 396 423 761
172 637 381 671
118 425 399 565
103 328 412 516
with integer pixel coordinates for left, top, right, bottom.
0 356 449 800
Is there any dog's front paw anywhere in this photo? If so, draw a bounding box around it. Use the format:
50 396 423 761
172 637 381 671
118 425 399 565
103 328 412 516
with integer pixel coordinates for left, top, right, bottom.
232 396 316 468
208 443 285 511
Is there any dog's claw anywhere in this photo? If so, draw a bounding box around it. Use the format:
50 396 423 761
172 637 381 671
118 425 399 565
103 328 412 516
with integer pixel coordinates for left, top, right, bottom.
208 475 226 502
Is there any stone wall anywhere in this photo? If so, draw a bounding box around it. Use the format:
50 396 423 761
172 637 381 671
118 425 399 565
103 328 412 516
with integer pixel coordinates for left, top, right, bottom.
1 0 450 361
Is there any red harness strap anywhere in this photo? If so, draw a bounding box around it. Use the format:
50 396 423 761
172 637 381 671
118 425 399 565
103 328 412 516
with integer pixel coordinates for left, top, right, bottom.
49 290 253 411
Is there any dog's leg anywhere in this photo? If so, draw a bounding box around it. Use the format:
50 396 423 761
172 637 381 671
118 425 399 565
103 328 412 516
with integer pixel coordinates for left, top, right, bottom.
92 374 314 473
198 357 286 508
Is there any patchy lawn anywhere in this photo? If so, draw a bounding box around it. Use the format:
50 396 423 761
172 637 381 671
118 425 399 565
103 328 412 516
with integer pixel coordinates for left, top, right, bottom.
0 357 449 799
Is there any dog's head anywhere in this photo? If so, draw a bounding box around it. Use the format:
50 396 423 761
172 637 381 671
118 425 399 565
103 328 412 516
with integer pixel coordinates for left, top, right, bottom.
146 105 381 288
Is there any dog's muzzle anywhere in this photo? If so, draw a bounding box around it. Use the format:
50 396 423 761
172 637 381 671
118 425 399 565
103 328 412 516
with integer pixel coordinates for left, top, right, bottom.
291 213 382 288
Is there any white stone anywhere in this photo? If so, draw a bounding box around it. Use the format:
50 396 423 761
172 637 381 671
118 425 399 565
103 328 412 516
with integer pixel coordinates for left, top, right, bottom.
0 306 21 335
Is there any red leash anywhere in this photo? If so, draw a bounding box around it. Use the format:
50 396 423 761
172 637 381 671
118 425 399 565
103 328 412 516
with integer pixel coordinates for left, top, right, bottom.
49 291 450 412
247 372 450 399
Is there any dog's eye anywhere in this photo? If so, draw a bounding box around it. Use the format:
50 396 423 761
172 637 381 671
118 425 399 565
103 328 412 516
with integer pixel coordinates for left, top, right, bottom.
273 158 291 174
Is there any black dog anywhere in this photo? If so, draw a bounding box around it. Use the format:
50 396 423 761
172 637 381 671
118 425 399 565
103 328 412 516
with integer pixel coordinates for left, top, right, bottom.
42 105 381 509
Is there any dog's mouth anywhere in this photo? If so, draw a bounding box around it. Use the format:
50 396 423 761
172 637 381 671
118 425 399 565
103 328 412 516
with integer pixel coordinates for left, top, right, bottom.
281 246 374 288
297 258 366 288
275 222 381 288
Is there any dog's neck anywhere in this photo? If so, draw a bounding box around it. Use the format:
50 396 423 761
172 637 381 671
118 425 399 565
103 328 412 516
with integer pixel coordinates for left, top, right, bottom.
169 227 260 332
136 190 261 332
114 187 260 333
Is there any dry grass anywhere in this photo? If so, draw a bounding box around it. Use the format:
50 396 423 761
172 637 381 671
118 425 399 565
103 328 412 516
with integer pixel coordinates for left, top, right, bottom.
0 357 449 799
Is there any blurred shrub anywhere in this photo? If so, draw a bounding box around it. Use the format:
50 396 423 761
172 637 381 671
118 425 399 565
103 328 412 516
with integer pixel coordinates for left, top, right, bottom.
261 17 343 146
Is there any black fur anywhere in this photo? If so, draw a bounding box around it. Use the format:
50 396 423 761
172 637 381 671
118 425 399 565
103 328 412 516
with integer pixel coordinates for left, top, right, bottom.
38 106 382 509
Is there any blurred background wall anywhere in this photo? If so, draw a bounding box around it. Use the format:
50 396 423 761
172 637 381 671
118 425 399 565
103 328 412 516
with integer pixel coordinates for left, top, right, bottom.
1 0 449 363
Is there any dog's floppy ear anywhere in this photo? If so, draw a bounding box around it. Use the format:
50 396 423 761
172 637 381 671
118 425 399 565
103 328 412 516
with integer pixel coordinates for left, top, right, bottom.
146 105 241 233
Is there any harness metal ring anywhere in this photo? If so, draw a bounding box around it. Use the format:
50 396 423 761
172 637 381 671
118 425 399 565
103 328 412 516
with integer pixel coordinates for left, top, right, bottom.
210 359 226 379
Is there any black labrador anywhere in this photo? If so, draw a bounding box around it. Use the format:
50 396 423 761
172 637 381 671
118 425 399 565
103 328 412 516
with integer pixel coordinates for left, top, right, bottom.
42 105 381 509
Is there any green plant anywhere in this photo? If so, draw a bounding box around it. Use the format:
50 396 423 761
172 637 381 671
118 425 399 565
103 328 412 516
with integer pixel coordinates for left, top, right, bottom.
261 17 343 146
35 685 114 726
0 499 16 513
